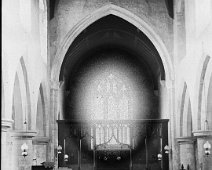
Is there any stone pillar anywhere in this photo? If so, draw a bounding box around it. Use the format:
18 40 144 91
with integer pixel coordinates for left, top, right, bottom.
177 137 196 169
1 119 14 170
32 136 50 165
193 130 212 170
48 80 60 168
159 80 168 118
58 81 64 120
10 131 37 170
166 80 178 170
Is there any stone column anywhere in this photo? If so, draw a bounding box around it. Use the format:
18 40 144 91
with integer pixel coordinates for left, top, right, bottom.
193 130 212 170
159 80 168 118
166 80 178 170
10 131 37 170
48 80 60 168
1 119 14 170
32 136 50 165
58 81 64 120
177 137 196 169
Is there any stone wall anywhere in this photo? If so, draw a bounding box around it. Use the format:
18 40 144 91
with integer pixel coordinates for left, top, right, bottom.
50 0 173 68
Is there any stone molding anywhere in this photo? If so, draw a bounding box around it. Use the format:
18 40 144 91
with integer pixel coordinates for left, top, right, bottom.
193 130 212 138
50 80 60 90
10 130 37 139
177 136 196 144
51 4 174 82
32 136 50 145
1 119 14 131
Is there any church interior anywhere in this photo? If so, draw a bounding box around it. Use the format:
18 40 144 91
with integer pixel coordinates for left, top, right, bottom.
2 0 212 170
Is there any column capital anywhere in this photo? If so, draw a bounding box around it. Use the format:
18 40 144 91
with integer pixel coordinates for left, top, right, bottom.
193 130 212 138
1 119 14 132
10 130 37 139
177 136 196 144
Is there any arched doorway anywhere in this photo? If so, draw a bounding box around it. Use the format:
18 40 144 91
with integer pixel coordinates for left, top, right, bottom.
57 14 169 170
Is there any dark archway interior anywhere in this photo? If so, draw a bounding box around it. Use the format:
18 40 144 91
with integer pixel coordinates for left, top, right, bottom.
60 15 165 83
60 15 165 120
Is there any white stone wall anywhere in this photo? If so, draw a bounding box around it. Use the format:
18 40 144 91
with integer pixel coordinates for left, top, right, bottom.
175 0 212 134
2 0 49 170
175 0 212 169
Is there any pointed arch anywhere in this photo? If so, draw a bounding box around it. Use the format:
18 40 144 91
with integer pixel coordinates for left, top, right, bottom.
179 83 187 136
12 73 24 130
36 82 48 136
187 100 192 136
20 56 32 130
36 84 46 136
206 73 212 130
51 4 173 82
179 82 193 137
197 55 211 130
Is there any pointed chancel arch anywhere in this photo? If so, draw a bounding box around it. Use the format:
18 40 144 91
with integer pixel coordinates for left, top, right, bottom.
51 4 173 82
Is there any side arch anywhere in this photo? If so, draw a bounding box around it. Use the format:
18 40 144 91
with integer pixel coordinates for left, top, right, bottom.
179 82 193 137
51 4 173 82
206 73 212 130
20 56 32 130
12 73 24 130
201 57 212 130
36 83 47 136
196 55 211 130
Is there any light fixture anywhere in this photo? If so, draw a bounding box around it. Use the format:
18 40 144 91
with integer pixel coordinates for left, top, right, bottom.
164 145 170 154
57 145 62 154
21 105 29 158
157 153 162 161
203 141 211 156
21 116 28 157
21 143 28 157
64 154 69 162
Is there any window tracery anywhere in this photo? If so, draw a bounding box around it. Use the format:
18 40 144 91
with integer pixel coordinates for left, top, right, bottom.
91 73 131 147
